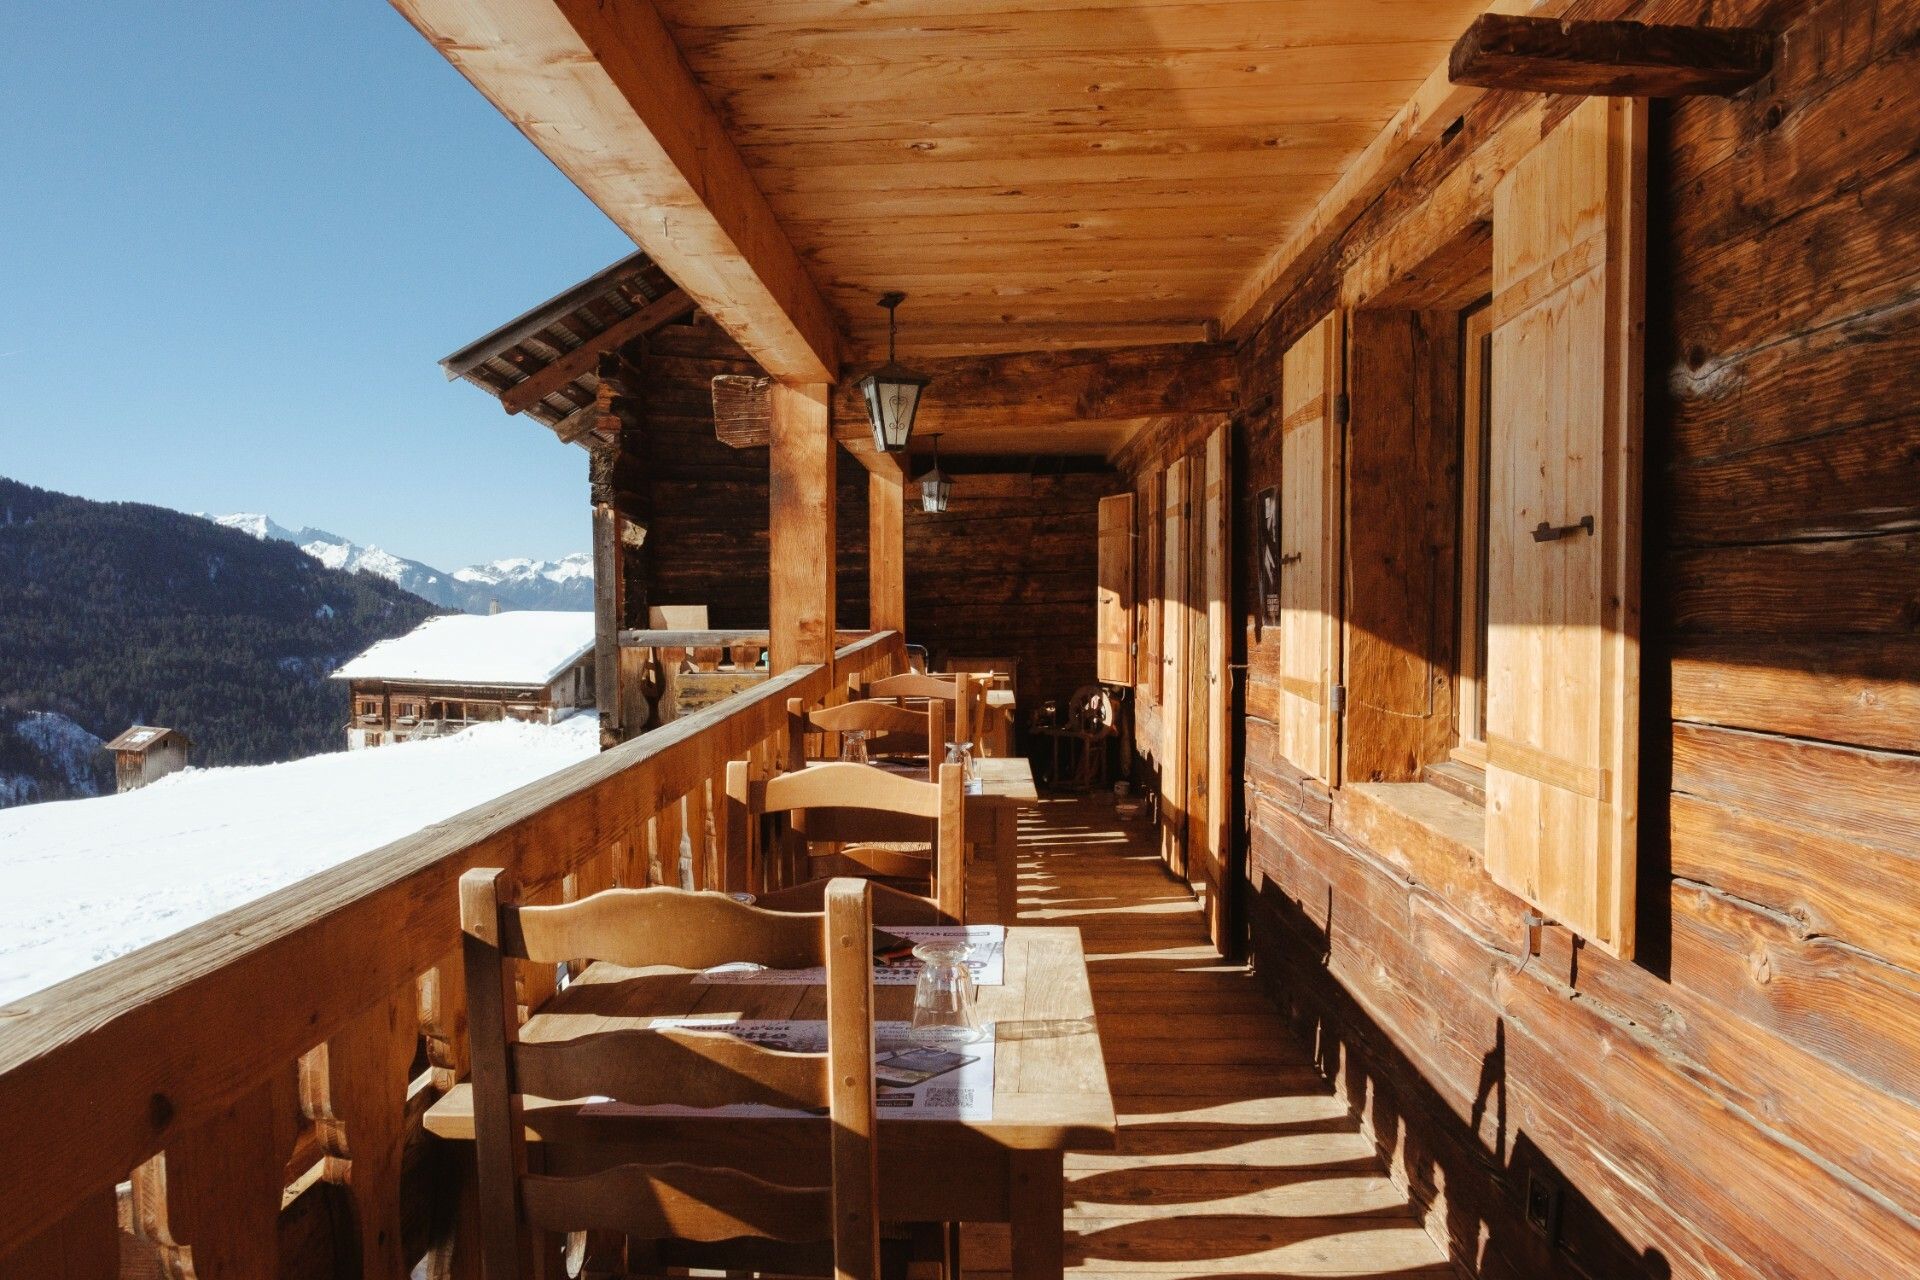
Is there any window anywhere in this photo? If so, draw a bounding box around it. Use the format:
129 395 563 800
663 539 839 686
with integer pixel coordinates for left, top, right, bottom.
355 695 381 720
1453 301 1493 768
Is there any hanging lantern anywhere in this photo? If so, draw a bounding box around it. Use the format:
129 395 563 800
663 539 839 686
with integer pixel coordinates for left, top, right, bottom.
856 292 930 453
918 433 952 513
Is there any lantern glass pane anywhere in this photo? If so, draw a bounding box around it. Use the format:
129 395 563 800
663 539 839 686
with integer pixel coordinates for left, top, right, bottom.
921 474 951 513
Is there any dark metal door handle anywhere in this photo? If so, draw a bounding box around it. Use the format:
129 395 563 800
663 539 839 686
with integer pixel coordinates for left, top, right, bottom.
1278 551 1303 566
1531 515 1595 543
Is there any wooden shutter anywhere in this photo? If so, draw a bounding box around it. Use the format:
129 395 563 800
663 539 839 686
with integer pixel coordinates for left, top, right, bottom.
1144 471 1164 701
1485 96 1645 958
1199 427 1234 951
1276 311 1344 784
1159 456 1191 875
1096 493 1135 684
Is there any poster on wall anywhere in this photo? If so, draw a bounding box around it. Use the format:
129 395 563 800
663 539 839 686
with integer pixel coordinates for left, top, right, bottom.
1256 485 1282 628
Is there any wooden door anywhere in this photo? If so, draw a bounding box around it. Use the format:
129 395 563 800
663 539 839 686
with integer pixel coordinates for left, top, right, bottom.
1276 312 1345 785
1485 96 1645 958
1158 456 1190 877
1095 493 1135 685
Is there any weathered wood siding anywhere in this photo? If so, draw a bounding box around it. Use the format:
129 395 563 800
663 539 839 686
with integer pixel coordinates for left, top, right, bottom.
904 469 1115 719
1124 0 1920 1273
624 317 868 630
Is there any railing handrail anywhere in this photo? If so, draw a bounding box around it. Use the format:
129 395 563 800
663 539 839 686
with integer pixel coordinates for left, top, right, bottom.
0 628 904 1256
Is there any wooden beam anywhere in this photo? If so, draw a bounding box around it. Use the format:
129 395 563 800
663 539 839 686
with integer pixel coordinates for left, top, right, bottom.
1449 16 1774 97
500 288 691 416
1220 0 1570 338
392 0 839 383
868 468 906 636
768 383 835 673
830 342 1238 444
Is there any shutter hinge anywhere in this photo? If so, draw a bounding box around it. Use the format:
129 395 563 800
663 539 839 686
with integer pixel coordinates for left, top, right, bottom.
1334 392 1350 427
1330 684 1347 715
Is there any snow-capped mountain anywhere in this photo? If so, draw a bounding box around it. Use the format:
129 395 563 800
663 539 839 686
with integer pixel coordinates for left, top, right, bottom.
206 513 592 613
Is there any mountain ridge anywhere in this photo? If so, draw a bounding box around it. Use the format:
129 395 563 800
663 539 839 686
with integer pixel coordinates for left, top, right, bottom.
206 513 592 613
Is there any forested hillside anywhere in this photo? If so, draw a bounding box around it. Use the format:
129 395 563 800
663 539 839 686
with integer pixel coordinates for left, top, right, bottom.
0 477 443 791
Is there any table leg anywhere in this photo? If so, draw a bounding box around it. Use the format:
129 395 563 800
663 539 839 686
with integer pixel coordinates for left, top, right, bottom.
1009 1149 1065 1280
995 806 1020 925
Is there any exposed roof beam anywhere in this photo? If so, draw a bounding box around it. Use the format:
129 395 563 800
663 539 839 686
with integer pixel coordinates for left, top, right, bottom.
830 343 1238 445
1220 0 1569 339
499 288 692 416
1449 16 1774 98
392 0 840 384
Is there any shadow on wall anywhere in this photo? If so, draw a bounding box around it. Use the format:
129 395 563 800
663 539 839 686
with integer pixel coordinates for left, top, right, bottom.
1250 876 1673 1280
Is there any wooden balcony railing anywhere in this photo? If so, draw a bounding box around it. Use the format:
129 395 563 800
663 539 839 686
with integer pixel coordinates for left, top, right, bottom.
0 630 907 1276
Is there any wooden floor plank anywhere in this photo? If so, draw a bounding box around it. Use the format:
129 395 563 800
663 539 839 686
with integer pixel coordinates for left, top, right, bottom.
976 795 1451 1280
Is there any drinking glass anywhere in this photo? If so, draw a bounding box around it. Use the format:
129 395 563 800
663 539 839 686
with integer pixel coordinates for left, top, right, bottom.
944 740 977 784
909 941 983 1046
840 728 870 764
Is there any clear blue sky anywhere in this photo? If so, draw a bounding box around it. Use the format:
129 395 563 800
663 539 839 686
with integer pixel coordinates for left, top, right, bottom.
0 2 637 569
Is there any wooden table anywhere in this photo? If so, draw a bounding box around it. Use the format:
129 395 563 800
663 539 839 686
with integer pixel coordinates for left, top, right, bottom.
865 757 1036 924
424 926 1115 1278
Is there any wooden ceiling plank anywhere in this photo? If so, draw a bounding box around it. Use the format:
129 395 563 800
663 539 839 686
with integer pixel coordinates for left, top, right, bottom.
499 288 694 416
390 0 839 384
1221 0 1569 337
1448 15 1774 97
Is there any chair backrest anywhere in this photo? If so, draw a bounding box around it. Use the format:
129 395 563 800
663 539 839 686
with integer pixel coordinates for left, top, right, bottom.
460 873 879 1280
946 656 1017 691
727 759 969 922
860 670 978 748
785 695 948 778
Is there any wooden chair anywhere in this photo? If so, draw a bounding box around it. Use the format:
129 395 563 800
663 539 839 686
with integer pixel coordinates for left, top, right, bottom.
730 759 969 923
858 671 980 754
786 695 948 779
461 873 882 1280
945 656 1018 693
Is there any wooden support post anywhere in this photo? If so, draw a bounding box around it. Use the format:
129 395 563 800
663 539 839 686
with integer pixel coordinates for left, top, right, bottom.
868 460 906 636
769 382 836 673
591 502 625 748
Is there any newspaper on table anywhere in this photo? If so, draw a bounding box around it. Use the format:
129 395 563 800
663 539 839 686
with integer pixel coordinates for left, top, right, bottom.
694 923 1005 986
578 1019 994 1121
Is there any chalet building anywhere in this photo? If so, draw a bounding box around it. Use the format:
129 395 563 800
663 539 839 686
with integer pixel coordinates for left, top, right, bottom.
8 3 1920 1279
101 725 190 792
330 611 593 749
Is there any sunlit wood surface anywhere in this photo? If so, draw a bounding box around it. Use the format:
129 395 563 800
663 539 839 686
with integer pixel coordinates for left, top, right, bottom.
964 794 1454 1278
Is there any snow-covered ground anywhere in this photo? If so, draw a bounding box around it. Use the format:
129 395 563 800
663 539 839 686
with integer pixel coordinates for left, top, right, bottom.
0 715 599 1006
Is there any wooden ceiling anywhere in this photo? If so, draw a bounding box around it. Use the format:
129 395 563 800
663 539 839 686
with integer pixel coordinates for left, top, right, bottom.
394 0 1509 454
648 0 1495 359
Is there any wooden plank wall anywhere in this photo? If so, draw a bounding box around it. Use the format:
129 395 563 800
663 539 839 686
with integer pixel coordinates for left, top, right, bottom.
1120 0 1920 1273
903 469 1116 719
626 316 868 629
616 317 1113 723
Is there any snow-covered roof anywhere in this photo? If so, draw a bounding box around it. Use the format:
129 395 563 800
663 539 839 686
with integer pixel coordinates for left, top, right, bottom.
0 715 599 1005
103 725 190 753
331 611 593 688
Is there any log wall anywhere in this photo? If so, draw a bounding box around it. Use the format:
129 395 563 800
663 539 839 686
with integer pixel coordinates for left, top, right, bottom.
623 318 1113 725
1123 0 1920 1273
903 469 1117 721
625 317 869 630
